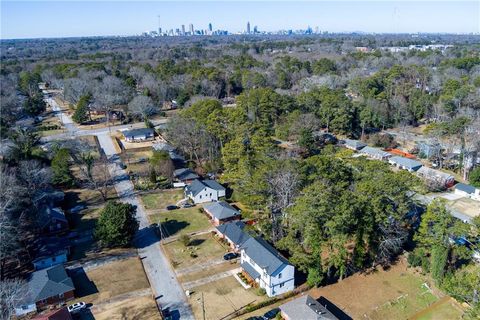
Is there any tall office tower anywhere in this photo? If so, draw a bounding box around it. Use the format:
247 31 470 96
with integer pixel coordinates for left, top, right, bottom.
158 28 162 35
247 22 251 34
181 25 186 35
208 23 213 32
253 26 258 34
189 24 194 35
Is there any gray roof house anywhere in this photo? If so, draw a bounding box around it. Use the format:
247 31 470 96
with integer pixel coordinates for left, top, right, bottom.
185 179 226 204
454 183 480 201
344 139 367 151
240 237 295 297
32 237 70 270
203 201 241 225
174 168 199 182
216 221 251 250
15 265 75 316
416 166 455 189
359 146 392 160
40 207 69 235
280 295 339 320
123 128 154 142
152 142 185 161
388 156 423 172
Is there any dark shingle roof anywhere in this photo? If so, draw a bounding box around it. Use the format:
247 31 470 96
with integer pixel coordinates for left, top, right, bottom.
185 179 225 197
204 201 240 220
216 221 251 246
174 168 199 181
40 207 67 228
280 295 339 320
25 265 75 304
455 183 476 194
123 128 154 138
241 262 261 279
241 237 290 275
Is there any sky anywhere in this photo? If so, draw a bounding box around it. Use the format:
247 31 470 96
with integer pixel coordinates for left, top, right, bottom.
1 1 479 39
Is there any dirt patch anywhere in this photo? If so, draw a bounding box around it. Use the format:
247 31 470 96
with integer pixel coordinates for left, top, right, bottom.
448 197 480 218
93 295 161 320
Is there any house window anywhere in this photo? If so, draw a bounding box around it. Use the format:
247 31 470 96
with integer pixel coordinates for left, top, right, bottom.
279 282 284 288
58 293 64 299
21 305 29 310
278 272 282 279
210 193 212 197
200 195 202 199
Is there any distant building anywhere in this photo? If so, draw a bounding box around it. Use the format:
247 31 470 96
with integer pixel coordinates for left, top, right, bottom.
185 179 226 204
454 183 480 201
416 167 455 189
189 23 194 35
343 139 367 151
280 295 341 320
208 23 213 32
15 265 75 316
123 128 154 142
359 146 392 161
247 22 251 34
203 201 241 226
417 142 441 159
388 156 423 172
240 237 294 297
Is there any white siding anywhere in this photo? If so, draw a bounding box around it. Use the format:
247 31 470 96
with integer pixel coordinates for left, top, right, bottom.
15 304 37 316
33 254 67 270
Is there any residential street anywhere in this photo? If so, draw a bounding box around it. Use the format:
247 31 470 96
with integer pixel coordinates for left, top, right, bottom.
95 134 195 319
46 98 194 319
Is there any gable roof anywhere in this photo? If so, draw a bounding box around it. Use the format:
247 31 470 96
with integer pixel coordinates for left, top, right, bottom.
280 295 339 320
123 128 154 138
185 179 225 197
216 221 251 247
204 201 240 220
25 265 75 304
241 237 291 276
174 168 199 181
417 167 454 182
389 156 422 170
40 207 67 228
344 139 366 150
455 183 476 194
359 146 391 158
32 237 70 263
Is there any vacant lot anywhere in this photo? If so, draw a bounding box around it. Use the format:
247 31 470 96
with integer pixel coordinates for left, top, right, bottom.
190 276 267 320
412 297 464 320
448 197 480 218
164 234 228 269
72 258 151 304
309 258 462 320
93 296 161 320
141 189 185 210
149 207 211 236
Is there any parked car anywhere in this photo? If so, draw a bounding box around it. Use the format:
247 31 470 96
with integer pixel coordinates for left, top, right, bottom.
263 308 280 319
68 302 86 314
223 252 239 260
182 203 194 208
246 317 263 320
166 205 178 211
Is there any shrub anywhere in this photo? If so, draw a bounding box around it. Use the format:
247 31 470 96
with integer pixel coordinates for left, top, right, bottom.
180 234 191 247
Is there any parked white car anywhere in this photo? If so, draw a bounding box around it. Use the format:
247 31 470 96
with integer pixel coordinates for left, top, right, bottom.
68 302 86 313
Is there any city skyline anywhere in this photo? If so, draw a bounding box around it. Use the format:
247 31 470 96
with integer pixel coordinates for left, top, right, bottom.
1 1 479 39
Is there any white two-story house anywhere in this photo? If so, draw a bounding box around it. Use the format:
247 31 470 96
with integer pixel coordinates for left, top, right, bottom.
184 179 226 204
240 237 295 297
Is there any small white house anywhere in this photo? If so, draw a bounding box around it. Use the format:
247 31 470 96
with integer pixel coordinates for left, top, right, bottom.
454 183 480 201
240 237 295 297
123 128 154 142
184 179 226 204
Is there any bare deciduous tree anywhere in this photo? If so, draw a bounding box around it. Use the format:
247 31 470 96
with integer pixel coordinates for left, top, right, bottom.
0 278 28 319
77 154 113 202
127 95 156 120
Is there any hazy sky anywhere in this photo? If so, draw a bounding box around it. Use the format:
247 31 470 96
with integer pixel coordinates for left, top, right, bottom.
1 1 479 39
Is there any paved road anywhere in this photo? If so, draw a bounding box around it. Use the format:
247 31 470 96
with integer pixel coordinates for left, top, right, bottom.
97 134 194 319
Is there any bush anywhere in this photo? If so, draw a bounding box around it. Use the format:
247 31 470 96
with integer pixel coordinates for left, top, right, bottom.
180 234 191 247
367 133 397 148
256 288 267 296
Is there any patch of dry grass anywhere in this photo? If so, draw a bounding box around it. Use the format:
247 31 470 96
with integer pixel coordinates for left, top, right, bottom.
93 296 161 320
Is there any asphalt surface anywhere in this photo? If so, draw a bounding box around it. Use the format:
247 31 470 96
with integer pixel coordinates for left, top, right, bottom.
96 134 195 319
45 97 194 319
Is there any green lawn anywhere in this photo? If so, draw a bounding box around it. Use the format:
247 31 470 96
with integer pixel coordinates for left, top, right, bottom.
149 207 211 236
141 189 185 210
370 277 439 320
164 234 228 268
416 298 464 320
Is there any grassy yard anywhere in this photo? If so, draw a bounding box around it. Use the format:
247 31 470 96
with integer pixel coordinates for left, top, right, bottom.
164 234 228 269
93 296 161 320
71 258 151 305
141 189 185 210
189 276 267 320
413 297 464 320
149 207 211 236
309 258 462 320
178 261 239 283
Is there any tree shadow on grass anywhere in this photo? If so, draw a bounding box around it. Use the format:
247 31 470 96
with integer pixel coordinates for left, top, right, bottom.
70 267 98 298
162 220 189 237
188 238 205 246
